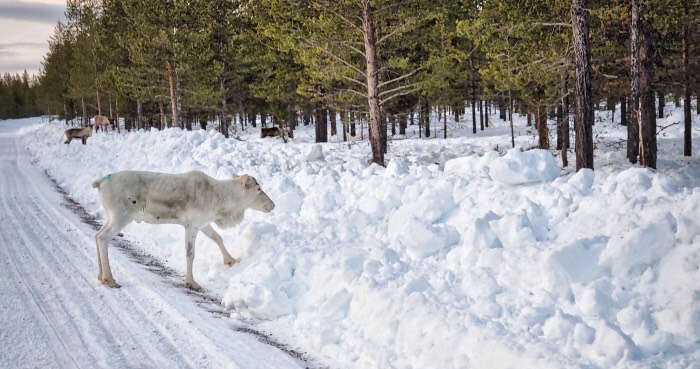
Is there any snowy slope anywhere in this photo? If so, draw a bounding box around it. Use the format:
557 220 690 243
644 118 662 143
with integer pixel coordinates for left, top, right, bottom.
17 104 700 369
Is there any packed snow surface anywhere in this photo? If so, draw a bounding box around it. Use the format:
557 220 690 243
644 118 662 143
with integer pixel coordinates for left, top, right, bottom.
18 106 700 369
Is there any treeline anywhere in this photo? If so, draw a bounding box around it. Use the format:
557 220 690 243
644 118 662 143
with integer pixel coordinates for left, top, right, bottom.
37 0 699 168
0 72 43 119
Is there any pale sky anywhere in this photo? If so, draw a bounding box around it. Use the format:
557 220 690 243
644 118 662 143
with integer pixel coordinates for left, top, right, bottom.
0 0 66 75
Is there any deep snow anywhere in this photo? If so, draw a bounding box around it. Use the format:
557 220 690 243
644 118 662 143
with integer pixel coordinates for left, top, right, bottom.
16 104 700 369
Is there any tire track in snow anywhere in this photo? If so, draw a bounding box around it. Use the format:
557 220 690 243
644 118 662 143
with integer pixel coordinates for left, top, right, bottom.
3 168 191 369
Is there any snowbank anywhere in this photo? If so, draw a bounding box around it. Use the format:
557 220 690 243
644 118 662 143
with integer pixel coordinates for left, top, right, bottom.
20 116 700 369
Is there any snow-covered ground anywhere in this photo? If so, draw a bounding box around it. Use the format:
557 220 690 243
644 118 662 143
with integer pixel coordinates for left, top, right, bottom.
13 103 700 369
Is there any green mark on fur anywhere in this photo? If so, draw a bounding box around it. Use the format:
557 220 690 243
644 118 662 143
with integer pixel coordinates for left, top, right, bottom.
103 174 113 182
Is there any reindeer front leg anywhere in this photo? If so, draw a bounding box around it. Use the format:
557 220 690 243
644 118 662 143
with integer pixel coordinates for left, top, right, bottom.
201 224 237 266
184 225 201 291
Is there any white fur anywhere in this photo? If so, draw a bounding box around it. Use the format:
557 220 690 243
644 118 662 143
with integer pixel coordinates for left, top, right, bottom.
92 170 275 289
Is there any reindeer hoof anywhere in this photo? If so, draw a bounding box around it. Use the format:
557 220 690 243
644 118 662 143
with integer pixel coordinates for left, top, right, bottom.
223 257 239 267
101 278 121 288
185 281 201 291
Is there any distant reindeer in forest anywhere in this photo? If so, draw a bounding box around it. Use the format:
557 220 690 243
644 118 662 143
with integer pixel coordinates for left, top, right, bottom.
260 126 293 142
93 115 111 132
64 125 93 145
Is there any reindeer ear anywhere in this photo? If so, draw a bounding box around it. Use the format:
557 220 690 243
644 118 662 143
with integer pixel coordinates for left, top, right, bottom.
236 175 256 189
245 176 257 189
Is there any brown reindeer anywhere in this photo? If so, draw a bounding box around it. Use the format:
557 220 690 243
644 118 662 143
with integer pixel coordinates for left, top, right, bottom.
64 125 93 145
260 126 293 142
93 115 111 132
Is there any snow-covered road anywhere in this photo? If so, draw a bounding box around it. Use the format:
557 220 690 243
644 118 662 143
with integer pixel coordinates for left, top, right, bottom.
0 121 304 369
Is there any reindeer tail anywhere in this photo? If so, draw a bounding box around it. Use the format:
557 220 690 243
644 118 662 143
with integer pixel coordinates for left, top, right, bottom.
92 174 113 189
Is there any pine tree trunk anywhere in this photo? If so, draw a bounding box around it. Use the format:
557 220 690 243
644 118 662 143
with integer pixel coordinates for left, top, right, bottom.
159 100 165 130
537 105 549 149
556 105 563 150
166 60 179 128
683 0 691 156
390 113 396 136
561 71 569 167
341 111 347 141
479 99 484 131
361 0 384 164
610 98 616 123
115 97 120 133
422 99 430 138
527 112 532 126
443 107 447 138
572 0 594 170
509 98 514 122
399 114 407 135
658 92 664 119
485 102 489 128
137 99 143 130
80 97 86 127
350 112 356 137
629 0 641 164
620 96 627 126
639 7 657 168
96 86 101 117
509 91 514 148
314 106 328 143
499 98 507 120
471 96 477 134
330 108 337 136
109 97 114 129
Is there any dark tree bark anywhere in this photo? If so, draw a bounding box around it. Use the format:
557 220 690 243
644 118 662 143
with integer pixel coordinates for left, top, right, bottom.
628 0 641 164
350 112 356 137
509 97 513 122
390 113 396 136
422 99 430 137
399 114 407 135
136 99 143 130
81 96 87 127
115 97 120 133
443 107 447 139
508 91 514 148
527 112 532 126
479 99 484 131
572 0 594 170
340 111 347 142
556 105 563 150
638 7 657 168
471 96 477 134
561 71 569 167
499 98 507 120
485 102 489 128
683 0 691 156
620 96 627 126
658 92 665 119
380 112 387 153
537 105 549 149
329 108 337 136
314 107 328 143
